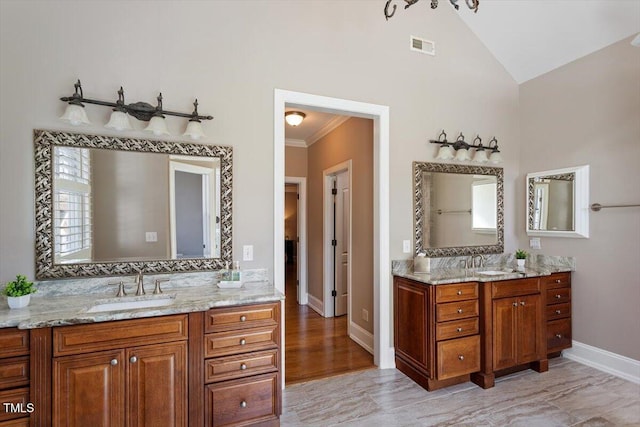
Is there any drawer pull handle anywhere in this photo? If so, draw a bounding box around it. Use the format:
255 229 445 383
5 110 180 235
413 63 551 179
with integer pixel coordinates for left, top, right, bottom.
555 279 561 283
457 290 463 295
240 315 247 322
520 301 526 306
555 294 562 299
240 339 247 346
555 309 561 314
456 327 463 332
240 401 247 408
457 308 463 314
513 302 518 307
110 359 118 366
555 334 562 339
240 363 247 370
458 355 464 361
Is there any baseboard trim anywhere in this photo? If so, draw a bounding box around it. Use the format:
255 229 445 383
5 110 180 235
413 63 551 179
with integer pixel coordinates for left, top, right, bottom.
563 340 640 384
349 321 374 355
307 294 324 316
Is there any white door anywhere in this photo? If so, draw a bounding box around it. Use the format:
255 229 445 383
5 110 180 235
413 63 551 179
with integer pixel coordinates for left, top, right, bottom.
333 171 350 317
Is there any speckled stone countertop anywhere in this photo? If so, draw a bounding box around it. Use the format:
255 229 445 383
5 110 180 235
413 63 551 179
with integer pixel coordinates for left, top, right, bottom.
0 269 283 329
392 254 575 285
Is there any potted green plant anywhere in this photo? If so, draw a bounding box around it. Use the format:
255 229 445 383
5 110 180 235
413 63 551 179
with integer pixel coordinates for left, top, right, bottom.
3 275 36 309
515 250 528 270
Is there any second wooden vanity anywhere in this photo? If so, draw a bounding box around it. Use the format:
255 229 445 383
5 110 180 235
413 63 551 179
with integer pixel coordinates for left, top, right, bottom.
394 271 572 391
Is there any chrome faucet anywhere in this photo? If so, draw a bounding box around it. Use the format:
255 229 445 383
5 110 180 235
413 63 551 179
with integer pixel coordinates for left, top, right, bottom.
467 254 485 269
134 271 145 296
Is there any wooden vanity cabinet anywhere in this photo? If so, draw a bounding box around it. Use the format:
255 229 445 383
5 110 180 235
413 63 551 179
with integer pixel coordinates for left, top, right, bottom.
52 315 188 427
0 329 30 427
394 277 480 391
543 272 572 354
202 302 281 427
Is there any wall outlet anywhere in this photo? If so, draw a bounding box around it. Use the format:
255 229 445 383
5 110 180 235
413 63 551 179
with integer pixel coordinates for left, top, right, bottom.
243 245 253 261
362 308 369 322
402 240 411 253
145 232 157 242
530 238 541 250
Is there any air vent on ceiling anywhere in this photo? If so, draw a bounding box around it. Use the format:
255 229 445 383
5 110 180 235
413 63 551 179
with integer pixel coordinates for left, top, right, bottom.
410 35 435 56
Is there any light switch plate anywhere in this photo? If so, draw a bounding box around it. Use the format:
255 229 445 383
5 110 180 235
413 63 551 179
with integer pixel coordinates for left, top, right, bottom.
145 232 157 242
530 238 541 249
402 240 411 253
243 245 253 261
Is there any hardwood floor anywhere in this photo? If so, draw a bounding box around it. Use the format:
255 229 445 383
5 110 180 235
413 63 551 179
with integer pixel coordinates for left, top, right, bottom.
284 262 374 385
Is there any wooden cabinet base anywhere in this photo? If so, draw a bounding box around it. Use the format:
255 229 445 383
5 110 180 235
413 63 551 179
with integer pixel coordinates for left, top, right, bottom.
395 357 470 392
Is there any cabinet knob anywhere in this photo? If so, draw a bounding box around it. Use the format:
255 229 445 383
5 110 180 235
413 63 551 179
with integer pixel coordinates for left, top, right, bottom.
512 302 518 307
555 279 561 283
110 359 118 366
240 338 247 346
556 334 562 339
457 290 463 295
240 315 247 322
555 309 561 314
240 401 247 408
456 327 463 332
240 363 247 370
457 308 463 314
555 294 562 299
520 301 526 306
458 355 464 361
130 356 137 364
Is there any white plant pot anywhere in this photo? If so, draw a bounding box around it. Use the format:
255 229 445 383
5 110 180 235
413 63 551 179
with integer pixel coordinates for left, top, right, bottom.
7 294 31 309
516 259 526 270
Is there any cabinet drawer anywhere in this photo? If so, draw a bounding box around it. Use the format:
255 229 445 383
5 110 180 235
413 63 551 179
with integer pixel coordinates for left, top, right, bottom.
0 329 29 359
206 372 279 427
541 272 571 289
205 326 279 358
435 318 479 341
436 300 478 322
0 387 29 422
546 288 571 305
546 302 571 321
205 302 279 333
547 318 572 353
436 335 480 380
206 349 278 383
0 418 30 427
435 282 478 303
492 278 540 298
53 314 188 356
0 357 29 390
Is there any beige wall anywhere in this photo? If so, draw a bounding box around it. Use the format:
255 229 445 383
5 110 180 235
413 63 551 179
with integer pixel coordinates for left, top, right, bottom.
519 36 640 360
92 150 169 261
285 146 308 178
307 117 374 333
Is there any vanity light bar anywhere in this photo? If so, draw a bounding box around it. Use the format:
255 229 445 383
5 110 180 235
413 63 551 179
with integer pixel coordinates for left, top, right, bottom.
429 130 502 164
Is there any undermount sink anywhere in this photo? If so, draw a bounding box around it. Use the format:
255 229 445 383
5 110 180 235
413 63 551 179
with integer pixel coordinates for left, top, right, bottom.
477 270 512 276
87 296 175 313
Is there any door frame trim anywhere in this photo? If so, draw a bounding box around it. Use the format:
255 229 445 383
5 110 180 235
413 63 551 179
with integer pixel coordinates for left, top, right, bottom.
284 176 308 305
274 89 392 371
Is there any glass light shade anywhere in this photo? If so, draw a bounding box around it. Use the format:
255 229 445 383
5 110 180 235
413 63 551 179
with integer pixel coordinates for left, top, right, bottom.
144 115 170 136
474 148 488 163
454 148 471 161
285 111 305 126
60 104 90 126
183 120 206 140
435 145 454 160
489 150 503 164
104 110 132 131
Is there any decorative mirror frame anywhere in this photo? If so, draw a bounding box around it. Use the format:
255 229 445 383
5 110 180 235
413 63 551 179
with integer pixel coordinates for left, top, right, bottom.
413 162 504 257
526 165 589 238
34 129 233 279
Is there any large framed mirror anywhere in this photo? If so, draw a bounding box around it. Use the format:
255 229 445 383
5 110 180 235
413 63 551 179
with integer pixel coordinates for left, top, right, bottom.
526 165 589 238
414 162 504 257
34 129 233 279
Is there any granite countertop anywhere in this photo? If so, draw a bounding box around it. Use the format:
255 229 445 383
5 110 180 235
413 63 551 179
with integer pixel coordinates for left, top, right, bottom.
393 265 572 286
0 280 284 330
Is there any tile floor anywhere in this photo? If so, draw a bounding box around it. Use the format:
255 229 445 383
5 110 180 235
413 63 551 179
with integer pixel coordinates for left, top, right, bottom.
282 358 640 426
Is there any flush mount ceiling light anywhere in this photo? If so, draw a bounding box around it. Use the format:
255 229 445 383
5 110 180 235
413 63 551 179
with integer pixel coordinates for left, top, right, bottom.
60 79 213 139
384 0 479 20
284 111 306 127
429 130 502 164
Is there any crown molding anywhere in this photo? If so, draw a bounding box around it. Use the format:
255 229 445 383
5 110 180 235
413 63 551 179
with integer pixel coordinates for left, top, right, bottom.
307 116 351 147
285 138 307 148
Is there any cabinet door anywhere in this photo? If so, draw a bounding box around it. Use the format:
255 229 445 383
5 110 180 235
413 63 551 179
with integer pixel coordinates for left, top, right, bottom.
517 294 542 364
53 350 125 427
394 279 430 371
127 342 187 427
493 298 517 371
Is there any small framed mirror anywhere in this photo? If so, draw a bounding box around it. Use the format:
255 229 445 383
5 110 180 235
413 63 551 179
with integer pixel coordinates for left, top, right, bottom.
526 165 589 238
